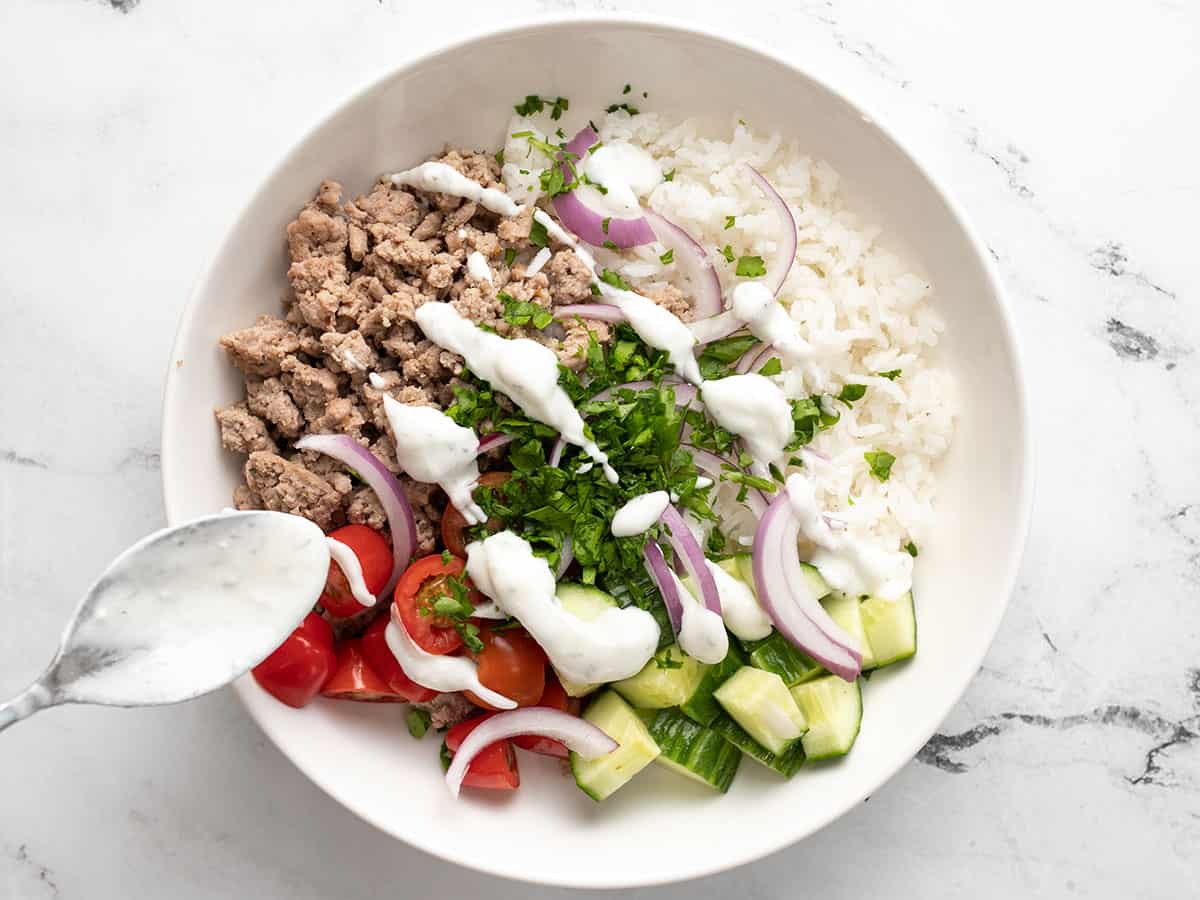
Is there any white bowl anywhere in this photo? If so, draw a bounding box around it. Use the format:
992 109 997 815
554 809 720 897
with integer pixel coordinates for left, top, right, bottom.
162 16 1031 889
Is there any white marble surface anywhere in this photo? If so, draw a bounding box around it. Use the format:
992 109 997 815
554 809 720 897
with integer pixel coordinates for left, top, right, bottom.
1 0 1197 896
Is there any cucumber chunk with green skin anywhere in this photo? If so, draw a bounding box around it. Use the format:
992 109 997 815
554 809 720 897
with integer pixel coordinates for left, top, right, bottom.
790 676 863 760
710 713 807 777
571 691 660 801
680 640 745 725
860 591 917 667
646 708 742 792
820 591 876 670
744 631 824 687
714 666 808 754
552 583 619 697
613 644 708 709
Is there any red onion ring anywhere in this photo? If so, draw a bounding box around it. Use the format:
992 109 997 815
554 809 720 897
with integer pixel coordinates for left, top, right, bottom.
747 166 797 296
684 445 770 517
751 490 861 680
475 433 514 456
736 342 781 376
551 127 655 249
445 708 617 797
556 534 574 579
643 209 723 318
688 310 744 345
553 304 627 323
659 504 721 615
643 540 684 634
296 434 416 596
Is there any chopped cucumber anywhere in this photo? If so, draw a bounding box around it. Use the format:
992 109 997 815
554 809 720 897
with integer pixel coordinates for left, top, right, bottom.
646 708 742 792
821 591 876 670
713 666 808 755
744 631 824 687
571 691 660 801
710 713 807 777
735 554 829 601
613 644 708 709
680 640 745 725
553 583 619 697
790 676 863 760
860 591 917 667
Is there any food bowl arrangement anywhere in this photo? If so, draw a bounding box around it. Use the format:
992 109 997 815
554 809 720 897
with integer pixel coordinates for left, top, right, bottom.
161 16 1031 889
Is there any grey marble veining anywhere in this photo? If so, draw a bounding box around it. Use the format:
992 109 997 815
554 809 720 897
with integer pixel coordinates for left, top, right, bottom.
2 0 1197 897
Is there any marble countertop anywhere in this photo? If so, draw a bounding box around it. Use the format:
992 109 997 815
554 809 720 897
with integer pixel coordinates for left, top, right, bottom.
2 0 1196 896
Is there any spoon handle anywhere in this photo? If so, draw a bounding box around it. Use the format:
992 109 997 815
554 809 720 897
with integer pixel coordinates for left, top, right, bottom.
0 683 55 734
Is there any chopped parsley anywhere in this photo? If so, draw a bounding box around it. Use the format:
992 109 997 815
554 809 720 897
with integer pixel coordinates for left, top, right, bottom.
724 215 737 230
598 268 633 292
758 357 783 376
865 450 896 482
735 255 767 278
504 247 517 267
905 541 919 558
606 102 640 116
697 334 759 381
603 240 619 251
494 149 504 166
837 384 867 405
601 217 612 234
529 217 550 248
659 249 674 265
623 83 632 95
501 294 554 330
879 369 902 380
415 568 484 653
406 707 431 739
581 173 608 193
721 244 735 263
663 168 676 182
513 94 570 120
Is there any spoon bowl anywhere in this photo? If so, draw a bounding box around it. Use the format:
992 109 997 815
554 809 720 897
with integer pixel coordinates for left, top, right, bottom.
0 511 330 731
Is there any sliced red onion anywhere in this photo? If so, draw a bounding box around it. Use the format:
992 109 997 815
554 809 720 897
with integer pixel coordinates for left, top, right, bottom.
752 490 861 681
747 166 797 296
643 540 683 634
296 434 415 596
734 341 768 375
445 708 617 797
556 534 574 579
659 504 720 615
684 445 770 518
549 380 699 467
554 304 627 323
551 127 655 249
643 209 722 318
688 310 744 345
476 433 514 456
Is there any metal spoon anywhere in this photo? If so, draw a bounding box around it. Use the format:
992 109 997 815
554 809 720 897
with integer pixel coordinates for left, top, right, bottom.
0 511 330 733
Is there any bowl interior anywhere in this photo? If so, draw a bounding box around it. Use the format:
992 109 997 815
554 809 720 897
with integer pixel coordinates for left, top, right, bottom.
162 18 1028 889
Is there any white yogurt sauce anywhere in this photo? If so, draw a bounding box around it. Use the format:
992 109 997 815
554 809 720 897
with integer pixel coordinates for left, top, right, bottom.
466 251 493 284
707 559 773 641
732 282 814 368
700 374 794 476
414 302 617 482
579 141 662 217
58 511 330 707
466 531 659 683
384 608 516 708
526 246 552 277
326 538 376 609
371 373 485 524
672 570 730 664
786 474 913 601
390 161 521 217
610 490 670 537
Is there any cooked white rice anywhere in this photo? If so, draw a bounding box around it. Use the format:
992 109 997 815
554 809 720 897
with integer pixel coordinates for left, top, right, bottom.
505 110 956 551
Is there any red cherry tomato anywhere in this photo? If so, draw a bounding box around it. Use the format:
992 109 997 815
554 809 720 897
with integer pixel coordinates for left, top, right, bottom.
464 628 546 711
394 554 482 656
320 525 393 618
320 639 405 702
440 472 510 558
512 674 580 758
360 616 438 703
252 612 336 708
444 713 520 791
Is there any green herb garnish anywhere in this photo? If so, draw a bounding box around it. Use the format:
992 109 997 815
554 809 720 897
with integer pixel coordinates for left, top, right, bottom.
601 217 612 234
865 450 896 482
837 384 867 405
502 294 554 330
758 357 782 376
905 541 919 557
598 268 633 292
724 215 737 230
606 102 640 116
664 168 676 182
879 369 902 380
406 707 432 739
513 95 570 120
659 249 674 265
504 247 517 267
735 255 766 277
529 217 549 248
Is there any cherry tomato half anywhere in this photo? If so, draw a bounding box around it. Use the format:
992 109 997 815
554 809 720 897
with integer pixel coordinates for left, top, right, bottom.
464 628 546 711
512 674 579 758
320 639 405 702
441 472 510 558
444 713 520 791
394 554 481 656
252 612 336 709
320 524 393 618
360 616 438 703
